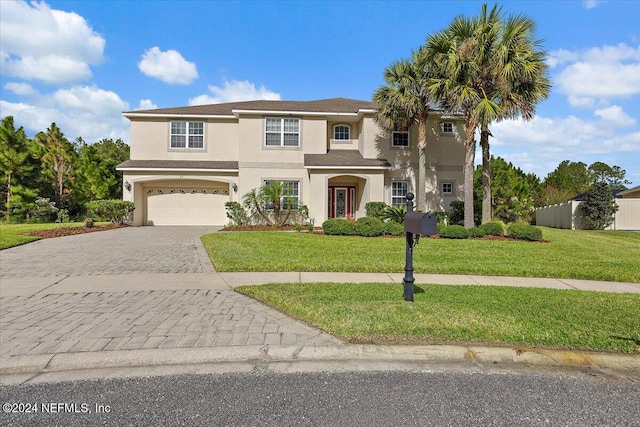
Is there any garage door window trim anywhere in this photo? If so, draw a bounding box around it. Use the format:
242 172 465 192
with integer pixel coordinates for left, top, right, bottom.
170 121 205 150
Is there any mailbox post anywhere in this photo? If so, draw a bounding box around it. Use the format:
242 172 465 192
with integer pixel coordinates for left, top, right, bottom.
403 194 438 302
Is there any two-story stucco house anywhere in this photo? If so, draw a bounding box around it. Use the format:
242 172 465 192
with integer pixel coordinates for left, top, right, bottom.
117 98 465 226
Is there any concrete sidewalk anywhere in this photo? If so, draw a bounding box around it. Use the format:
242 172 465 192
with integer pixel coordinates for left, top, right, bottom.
2 272 639 386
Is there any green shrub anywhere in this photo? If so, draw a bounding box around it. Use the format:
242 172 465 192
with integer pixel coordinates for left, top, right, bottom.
479 222 504 236
86 200 135 224
439 225 470 239
84 217 95 228
433 211 451 225
380 205 406 224
365 202 388 220
578 182 618 230
322 218 358 235
225 201 250 226
506 224 542 241
382 221 405 236
355 217 384 237
469 226 487 238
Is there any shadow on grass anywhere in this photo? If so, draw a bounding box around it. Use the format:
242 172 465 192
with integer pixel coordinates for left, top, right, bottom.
610 335 640 346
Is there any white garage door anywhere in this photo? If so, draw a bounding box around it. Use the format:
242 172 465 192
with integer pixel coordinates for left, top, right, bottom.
145 186 229 226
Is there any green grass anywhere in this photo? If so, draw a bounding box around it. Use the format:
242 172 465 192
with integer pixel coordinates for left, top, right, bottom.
238 282 640 353
0 222 87 249
202 227 640 283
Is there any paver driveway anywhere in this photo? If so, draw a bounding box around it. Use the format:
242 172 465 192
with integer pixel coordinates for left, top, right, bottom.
0 226 219 278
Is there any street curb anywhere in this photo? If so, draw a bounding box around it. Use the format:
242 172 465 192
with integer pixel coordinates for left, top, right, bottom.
2 345 638 385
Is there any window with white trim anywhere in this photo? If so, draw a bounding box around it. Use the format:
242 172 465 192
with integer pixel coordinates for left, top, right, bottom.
263 180 300 209
442 181 454 195
391 180 409 207
170 121 204 149
333 124 350 140
441 122 454 134
265 118 300 147
392 129 409 147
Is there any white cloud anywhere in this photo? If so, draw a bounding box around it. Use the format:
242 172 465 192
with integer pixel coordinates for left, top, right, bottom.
552 43 640 100
594 105 636 126
138 47 198 85
0 86 130 143
4 82 38 96
137 99 157 110
0 0 105 83
567 96 595 108
189 80 281 105
583 0 605 9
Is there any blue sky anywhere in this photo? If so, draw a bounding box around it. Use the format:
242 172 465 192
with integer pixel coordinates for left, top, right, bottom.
1 0 639 186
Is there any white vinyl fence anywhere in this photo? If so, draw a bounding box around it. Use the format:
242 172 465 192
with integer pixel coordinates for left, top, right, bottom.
535 199 640 230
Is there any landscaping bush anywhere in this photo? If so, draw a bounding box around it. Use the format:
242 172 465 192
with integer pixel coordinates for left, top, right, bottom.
469 226 487 238
433 211 451 225
84 217 95 228
355 217 384 237
225 201 250 226
85 200 135 224
439 225 470 239
478 221 504 236
382 221 405 236
506 224 542 241
365 202 388 220
322 218 358 236
379 205 406 224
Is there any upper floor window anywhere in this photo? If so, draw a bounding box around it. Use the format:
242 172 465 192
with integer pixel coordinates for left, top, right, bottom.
442 181 454 195
392 129 409 147
441 122 454 134
263 180 300 209
170 121 204 149
333 125 350 140
391 180 409 207
265 118 299 147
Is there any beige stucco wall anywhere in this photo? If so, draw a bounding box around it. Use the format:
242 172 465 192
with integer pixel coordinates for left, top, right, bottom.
129 118 239 161
535 199 640 230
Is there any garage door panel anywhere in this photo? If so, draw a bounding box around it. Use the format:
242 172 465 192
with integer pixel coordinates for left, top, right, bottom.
145 186 228 226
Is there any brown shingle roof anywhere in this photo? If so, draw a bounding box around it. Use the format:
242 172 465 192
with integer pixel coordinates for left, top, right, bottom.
304 150 390 168
116 160 239 170
125 98 376 116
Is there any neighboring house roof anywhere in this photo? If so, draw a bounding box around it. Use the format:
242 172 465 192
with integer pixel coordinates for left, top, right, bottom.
304 150 391 169
116 160 239 171
570 188 624 201
124 98 377 118
617 185 640 198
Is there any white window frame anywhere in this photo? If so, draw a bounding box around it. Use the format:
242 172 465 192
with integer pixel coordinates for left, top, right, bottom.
263 180 300 209
265 118 300 147
170 121 204 149
391 180 409 207
392 130 409 147
441 181 454 196
333 124 350 140
440 122 454 134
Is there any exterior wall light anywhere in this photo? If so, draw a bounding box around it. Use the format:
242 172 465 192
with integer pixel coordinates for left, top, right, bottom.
124 181 132 192
232 182 238 192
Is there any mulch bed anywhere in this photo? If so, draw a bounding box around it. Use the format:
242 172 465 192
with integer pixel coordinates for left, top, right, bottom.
25 223 126 239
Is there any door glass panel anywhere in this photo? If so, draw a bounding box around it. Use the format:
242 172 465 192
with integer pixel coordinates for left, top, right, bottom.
335 189 346 218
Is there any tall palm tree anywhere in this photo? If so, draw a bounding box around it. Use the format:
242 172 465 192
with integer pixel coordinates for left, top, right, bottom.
426 3 549 227
373 47 435 211
479 10 551 223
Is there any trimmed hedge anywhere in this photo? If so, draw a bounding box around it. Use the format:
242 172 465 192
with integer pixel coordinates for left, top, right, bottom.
355 217 384 237
86 200 135 224
439 225 470 239
506 224 542 241
322 218 358 235
365 202 388 220
469 227 487 238
382 221 405 236
479 222 504 236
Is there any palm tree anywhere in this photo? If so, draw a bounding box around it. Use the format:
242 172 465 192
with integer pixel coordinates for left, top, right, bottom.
479 10 551 223
426 4 549 227
373 47 435 211
425 5 502 228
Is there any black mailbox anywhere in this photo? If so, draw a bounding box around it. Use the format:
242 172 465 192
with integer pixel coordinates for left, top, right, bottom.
404 212 438 236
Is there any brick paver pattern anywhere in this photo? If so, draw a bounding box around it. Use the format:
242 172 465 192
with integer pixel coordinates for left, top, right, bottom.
0 226 218 278
0 289 340 356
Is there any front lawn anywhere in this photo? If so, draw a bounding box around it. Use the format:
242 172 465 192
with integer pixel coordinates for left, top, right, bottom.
238 282 640 353
0 222 99 249
202 227 640 283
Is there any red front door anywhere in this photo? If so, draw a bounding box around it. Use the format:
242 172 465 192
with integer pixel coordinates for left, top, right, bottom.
328 186 356 219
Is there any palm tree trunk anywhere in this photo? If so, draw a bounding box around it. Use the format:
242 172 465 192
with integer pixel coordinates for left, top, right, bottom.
417 118 428 211
481 124 491 224
463 118 477 229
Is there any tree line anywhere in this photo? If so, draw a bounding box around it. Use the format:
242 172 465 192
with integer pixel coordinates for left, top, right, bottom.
0 116 129 222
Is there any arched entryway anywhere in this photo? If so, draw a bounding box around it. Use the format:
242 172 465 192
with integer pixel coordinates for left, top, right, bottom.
327 175 367 219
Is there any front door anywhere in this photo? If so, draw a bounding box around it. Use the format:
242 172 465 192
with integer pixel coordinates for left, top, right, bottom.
329 186 356 219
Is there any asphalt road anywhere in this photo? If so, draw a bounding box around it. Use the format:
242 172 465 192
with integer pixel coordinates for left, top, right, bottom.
1 370 639 426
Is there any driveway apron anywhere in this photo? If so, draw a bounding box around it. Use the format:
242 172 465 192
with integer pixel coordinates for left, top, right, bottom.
0 227 341 359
